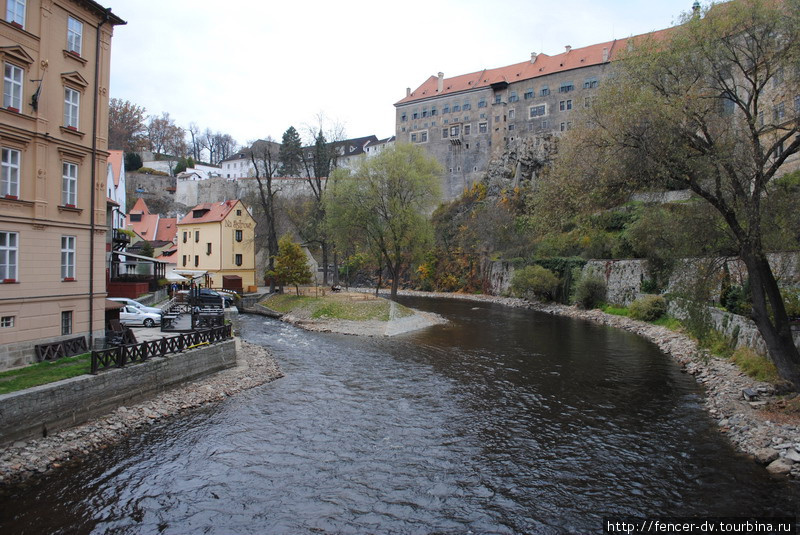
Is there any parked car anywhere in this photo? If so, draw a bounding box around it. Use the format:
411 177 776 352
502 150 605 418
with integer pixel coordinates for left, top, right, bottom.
109 297 162 315
119 305 161 328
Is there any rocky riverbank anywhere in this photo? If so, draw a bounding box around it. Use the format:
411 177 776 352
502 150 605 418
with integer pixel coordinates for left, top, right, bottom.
0 339 282 487
377 289 800 478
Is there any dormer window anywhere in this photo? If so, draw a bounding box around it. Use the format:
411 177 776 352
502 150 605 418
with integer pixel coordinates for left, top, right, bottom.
130 213 142 222
192 208 209 218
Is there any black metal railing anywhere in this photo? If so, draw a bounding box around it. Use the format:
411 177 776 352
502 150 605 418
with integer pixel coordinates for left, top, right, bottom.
91 324 232 374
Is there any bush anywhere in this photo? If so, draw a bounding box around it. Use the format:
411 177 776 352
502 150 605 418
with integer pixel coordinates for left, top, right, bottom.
510 265 560 301
137 167 169 176
573 270 606 309
782 287 800 319
124 152 142 171
628 295 667 321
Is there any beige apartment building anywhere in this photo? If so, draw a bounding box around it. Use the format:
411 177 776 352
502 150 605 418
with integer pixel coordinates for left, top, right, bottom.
176 200 257 289
0 0 125 369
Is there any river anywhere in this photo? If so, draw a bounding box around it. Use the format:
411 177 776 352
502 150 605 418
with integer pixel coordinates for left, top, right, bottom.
1 296 798 534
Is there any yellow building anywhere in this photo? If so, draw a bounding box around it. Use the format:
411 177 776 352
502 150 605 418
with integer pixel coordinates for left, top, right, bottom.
176 200 257 289
0 1 125 369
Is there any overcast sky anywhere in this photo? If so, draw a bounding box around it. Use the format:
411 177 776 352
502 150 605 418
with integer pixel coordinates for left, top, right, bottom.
106 0 695 147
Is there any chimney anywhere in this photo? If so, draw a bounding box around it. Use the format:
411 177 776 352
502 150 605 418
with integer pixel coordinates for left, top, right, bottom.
530 52 538 64
565 45 572 53
437 72 444 93
406 87 411 97
602 47 609 62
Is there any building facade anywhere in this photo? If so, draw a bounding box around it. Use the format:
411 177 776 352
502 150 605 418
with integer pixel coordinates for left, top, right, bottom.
395 41 635 199
176 200 256 288
0 0 124 369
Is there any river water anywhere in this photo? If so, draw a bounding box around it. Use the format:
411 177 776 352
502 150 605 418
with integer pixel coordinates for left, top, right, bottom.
1 296 799 534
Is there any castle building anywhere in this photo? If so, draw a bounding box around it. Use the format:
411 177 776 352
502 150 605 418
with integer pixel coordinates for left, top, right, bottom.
0 0 124 369
394 31 671 200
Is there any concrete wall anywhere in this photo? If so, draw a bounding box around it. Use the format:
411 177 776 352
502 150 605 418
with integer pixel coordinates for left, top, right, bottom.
0 339 236 446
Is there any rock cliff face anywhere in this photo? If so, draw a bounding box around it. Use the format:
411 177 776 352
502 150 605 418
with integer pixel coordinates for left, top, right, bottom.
485 134 557 195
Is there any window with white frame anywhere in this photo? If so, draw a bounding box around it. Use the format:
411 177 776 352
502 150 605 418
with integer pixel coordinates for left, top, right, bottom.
2 147 19 197
559 100 573 111
6 0 24 27
0 230 18 281
3 62 22 110
62 161 77 206
508 109 515 120
67 17 83 55
1 315 13 327
64 87 80 129
61 235 75 280
463 124 471 135
479 122 487 134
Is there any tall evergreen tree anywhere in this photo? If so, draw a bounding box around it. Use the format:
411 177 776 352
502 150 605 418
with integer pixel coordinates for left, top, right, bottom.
278 126 303 177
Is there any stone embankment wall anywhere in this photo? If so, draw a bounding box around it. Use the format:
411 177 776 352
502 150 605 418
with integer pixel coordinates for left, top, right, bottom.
486 252 800 353
176 177 317 208
0 340 236 446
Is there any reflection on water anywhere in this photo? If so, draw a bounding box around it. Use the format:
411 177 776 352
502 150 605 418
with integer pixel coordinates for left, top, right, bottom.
1 297 798 534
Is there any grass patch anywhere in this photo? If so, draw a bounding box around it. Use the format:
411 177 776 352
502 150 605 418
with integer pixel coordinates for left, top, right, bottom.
730 347 780 383
601 304 630 317
262 292 414 322
651 316 682 330
0 353 91 394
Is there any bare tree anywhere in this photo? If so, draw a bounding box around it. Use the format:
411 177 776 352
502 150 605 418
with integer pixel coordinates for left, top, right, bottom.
187 122 202 162
249 138 282 292
108 98 146 151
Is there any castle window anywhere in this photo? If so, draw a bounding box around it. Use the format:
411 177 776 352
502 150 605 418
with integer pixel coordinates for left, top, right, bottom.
478 97 487 108
583 77 599 89
559 81 574 93
524 88 534 99
540 86 550 96
509 91 519 103
529 104 547 118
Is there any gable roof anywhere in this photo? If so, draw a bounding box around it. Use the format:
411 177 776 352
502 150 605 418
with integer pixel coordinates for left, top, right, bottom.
107 150 123 187
178 200 249 225
395 28 674 106
155 218 177 243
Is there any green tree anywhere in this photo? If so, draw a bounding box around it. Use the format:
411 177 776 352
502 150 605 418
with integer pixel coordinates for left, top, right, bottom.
325 143 442 299
267 235 312 295
278 126 303 177
546 0 800 386
124 152 142 172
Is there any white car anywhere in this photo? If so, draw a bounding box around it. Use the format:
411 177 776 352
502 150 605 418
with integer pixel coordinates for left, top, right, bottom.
119 305 161 328
109 297 162 315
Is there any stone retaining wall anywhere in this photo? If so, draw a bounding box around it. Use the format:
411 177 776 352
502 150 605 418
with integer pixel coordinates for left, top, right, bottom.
0 339 236 446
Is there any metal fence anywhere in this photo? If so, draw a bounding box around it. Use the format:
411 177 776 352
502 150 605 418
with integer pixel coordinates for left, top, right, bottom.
91 324 232 374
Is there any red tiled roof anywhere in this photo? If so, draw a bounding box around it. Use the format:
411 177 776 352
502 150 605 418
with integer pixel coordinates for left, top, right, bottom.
395 28 674 106
107 150 123 187
126 198 159 241
155 218 177 243
178 200 243 225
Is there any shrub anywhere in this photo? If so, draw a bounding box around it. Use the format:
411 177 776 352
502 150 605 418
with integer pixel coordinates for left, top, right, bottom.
573 270 606 309
510 265 560 301
124 151 142 171
628 295 667 321
782 287 800 319
137 167 169 176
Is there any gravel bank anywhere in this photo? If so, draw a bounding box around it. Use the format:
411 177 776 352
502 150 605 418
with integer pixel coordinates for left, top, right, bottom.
376 289 800 477
0 340 282 487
